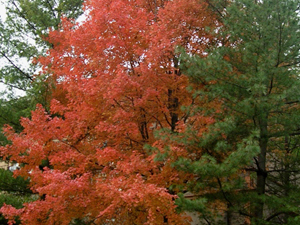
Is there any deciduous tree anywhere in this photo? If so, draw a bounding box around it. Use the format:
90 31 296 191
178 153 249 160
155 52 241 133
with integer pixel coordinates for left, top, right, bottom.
0 0 84 223
0 0 216 224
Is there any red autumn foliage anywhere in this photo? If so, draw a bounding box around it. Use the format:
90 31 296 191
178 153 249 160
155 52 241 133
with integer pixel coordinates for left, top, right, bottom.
0 0 217 224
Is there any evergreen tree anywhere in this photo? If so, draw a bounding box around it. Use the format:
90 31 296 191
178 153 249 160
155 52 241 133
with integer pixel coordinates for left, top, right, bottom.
173 0 300 224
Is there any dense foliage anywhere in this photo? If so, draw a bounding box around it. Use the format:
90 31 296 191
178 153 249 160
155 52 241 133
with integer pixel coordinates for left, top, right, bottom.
1 0 300 224
0 0 84 223
0 0 216 224
172 0 300 224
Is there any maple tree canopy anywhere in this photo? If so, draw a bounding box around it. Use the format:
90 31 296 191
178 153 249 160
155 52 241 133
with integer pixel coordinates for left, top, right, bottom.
0 0 217 224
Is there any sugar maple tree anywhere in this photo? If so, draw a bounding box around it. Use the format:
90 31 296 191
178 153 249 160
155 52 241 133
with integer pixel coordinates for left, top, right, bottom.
0 0 217 224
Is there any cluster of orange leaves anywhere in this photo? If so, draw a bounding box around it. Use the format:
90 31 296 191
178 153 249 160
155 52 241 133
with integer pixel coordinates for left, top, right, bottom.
0 0 217 224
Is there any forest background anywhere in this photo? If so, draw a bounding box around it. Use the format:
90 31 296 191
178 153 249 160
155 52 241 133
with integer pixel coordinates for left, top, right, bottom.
0 0 300 224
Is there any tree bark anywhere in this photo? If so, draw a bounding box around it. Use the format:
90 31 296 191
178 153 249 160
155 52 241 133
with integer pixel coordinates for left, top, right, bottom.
168 89 179 132
254 113 268 221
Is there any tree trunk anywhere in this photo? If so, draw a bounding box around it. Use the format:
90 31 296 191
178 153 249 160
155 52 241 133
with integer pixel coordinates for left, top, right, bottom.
254 113 268 221
168 89 179 132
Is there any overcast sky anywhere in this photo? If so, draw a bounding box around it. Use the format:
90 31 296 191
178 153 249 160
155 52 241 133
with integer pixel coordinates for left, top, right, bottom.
0 1 6 21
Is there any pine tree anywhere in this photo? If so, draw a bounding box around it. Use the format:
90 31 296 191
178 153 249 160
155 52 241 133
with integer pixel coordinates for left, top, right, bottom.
172 0 300 224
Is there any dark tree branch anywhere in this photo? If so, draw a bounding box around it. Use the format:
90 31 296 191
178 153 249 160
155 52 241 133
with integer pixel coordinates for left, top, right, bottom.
0 51 33 81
